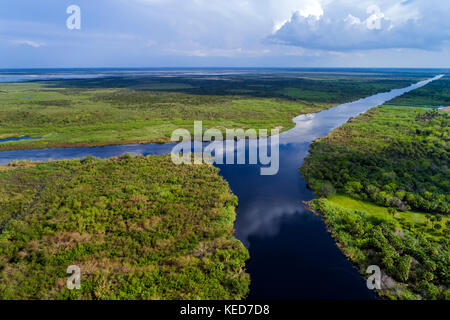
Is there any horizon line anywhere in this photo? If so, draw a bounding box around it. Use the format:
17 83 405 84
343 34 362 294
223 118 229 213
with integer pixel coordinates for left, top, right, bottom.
0 66 449 70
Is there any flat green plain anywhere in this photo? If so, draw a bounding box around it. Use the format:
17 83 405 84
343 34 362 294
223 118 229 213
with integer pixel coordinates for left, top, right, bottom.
0 74 416 150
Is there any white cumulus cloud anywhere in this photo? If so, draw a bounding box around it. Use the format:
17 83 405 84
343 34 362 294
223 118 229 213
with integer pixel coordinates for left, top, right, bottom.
270 0 450 51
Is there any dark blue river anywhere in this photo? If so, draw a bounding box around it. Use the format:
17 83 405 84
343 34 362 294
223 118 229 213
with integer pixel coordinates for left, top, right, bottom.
0 75 442 299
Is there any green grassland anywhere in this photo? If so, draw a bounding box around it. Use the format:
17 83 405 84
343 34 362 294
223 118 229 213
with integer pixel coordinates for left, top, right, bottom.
0 74 416 150
385 77 450 107
0 82 332 150
0 155 249 300
301 105 449 300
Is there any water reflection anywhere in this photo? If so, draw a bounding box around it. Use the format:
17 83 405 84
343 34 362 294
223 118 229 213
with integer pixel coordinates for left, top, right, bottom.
226 75 443 244
217 74 443 299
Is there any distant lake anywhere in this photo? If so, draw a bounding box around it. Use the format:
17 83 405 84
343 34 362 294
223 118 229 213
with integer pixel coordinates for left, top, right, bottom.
0 136 38 143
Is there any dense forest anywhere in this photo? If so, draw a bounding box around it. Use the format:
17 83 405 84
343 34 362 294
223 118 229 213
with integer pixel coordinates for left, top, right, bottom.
386 77 450 107
311 198 449 299
301 107 449 214
301 105 449 299
0 155 249 299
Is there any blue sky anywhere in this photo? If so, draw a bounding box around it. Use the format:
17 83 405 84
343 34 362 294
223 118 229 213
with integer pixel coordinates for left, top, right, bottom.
1 0 449 68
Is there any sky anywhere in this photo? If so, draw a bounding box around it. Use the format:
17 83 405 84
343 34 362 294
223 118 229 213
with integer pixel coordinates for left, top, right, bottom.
0 0 449 68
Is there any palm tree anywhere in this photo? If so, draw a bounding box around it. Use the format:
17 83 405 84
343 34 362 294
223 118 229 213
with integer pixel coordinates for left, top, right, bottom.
388 207 396 219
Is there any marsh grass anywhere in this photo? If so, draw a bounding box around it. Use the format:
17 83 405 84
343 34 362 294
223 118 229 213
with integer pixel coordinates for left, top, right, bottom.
0 74 415 150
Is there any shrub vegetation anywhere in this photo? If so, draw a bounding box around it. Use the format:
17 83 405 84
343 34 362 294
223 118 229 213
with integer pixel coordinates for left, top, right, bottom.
385 77 450 107
301 107 449 214
301 103 449 300
0 155 249 300
311 198 449 299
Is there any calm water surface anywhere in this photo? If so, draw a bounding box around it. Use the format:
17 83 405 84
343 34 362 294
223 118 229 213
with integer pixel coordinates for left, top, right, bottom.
0 75 442 299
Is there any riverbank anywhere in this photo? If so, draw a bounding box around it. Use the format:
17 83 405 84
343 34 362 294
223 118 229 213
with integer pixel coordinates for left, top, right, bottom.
0 155 250 299
309 197 448 299
384 76 449 107
300 105 449 300
0 81 335 151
